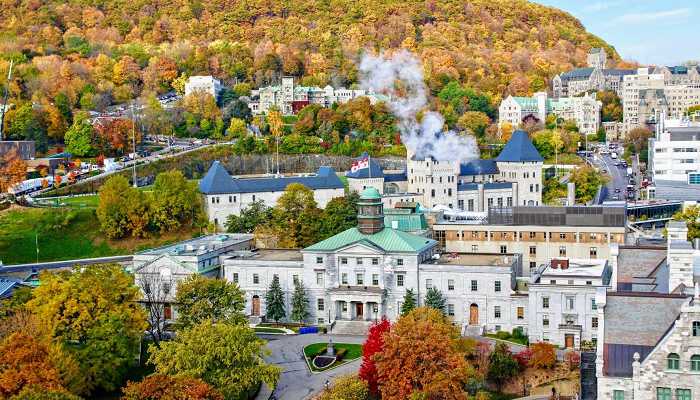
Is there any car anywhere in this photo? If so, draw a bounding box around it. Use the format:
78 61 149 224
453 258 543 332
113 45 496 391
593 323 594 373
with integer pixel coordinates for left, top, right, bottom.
612 195 620 200
614 162 620 167
615 188 621 193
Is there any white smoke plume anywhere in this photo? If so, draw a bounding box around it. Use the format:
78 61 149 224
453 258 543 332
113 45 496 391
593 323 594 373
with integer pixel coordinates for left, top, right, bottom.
359 50 479 163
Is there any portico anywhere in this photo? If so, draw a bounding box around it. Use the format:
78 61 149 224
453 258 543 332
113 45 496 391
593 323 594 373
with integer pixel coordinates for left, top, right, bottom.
329 286 384 322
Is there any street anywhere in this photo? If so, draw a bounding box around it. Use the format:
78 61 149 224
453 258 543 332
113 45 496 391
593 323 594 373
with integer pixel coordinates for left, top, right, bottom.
589 148 638 203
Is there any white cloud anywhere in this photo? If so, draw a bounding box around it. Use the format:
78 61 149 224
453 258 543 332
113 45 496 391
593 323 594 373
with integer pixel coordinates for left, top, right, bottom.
613 8 691 24
583 1 621 13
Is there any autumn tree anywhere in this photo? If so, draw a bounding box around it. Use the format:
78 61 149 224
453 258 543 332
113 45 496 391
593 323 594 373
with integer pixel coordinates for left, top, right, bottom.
359 317 391 396
96 175 150 239
375 307 468 400
290 279 309 324
0 333 64 397
175 275 246 329
528 342 557 369
262 183 323 248
149 321 280 399
149 170 202 233
265 275 286 323
672 206 700 242
625 126 652 162
597 90 623 122
0 149 27 192
63 113 95 157
457 111 491 138
227 117 247 138
569 165 608 203
320 193 359 239
121 375 223 400
95 118 141 155
487 342 519 390
317 374 369 400
26 264 147 395
225 200 272 233
400 289 416 316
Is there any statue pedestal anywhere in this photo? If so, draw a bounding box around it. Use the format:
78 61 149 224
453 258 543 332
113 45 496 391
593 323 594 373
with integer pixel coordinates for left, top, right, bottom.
327 338 335 356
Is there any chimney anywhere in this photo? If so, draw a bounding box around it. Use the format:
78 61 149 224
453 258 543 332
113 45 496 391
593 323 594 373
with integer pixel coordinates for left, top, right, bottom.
551 259 569 270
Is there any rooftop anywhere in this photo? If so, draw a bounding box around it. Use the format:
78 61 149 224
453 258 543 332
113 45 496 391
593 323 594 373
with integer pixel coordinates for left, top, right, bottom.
539 258 608 278
138 234 253 257
226 248 303 262
305 227 436 253
345 153 385 179
199 161 344 195
459 159 499 176
616 246 667 289
494 130 544 162
423 252 515 267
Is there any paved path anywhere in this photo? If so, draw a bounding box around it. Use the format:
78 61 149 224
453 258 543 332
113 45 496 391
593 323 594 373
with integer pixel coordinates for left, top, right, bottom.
256 334 365 400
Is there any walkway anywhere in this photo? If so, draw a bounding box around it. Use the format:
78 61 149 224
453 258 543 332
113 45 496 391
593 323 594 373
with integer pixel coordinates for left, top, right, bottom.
255 333 365 400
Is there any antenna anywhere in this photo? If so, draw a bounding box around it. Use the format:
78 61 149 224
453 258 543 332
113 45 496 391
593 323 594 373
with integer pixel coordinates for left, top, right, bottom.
0 60 14 141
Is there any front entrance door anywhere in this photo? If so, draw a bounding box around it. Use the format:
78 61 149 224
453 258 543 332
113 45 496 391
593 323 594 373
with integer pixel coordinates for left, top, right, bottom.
469 304 479 325
163 304 172 320
565 334 574 349
252 295 260 316
355 303 364 320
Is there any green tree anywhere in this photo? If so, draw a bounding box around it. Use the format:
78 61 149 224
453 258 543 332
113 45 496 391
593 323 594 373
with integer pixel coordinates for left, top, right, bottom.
424 287 446 314
175 275 246 329
9 387 81 400
487 342 519 390
671 206 700 242
26 264 146 395
265 275 286 323
148 321 280 399
63 113 95 157
96 175 147 239
150 170 202 233
225 200 272 233
320 193 358 239
569 165 608 203
457 111 490 137
4 103 48 152
232 83 252 97
597 90 623 122
318 374 369 400
270 183 323 248
400 289 417 316
140 93 173 138
290 279 309 324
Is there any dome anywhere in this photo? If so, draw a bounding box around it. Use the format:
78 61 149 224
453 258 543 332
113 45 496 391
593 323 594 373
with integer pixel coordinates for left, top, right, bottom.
360 187 381 200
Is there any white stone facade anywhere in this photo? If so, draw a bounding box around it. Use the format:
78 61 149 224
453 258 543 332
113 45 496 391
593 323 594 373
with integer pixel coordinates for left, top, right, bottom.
649 117 700 184
184 76 222 98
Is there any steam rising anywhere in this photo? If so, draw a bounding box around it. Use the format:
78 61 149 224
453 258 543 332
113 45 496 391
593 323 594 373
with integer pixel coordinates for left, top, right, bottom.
359 50 479 163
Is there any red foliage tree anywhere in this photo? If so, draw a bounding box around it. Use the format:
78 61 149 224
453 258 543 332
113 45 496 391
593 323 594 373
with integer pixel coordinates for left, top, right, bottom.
514 348 532 370
564 350 581 370
359 316 391 396
529 342 557 369
0 333 65 397
121 374 223 400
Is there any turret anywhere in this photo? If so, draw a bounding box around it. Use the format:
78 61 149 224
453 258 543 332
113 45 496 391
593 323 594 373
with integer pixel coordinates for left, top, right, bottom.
357 187 384 234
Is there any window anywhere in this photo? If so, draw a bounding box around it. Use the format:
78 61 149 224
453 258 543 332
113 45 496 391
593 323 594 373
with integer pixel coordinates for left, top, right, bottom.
500 245 507 254
488 198 494 207
292 274 299 284
495 281 501 292
559 246 567 257
232 273 239 283
529 261 537 270
657 388 671 400
341 273 348 285
253 274 259 284
566 296 575 310
543 315 549 327
667 353 680 370
448 304 455 316
357 258 363 265
559 233 566 239
693 321 700 336
542 297 550 309
426 279 433 289
591 298 597 310
592 317 598 328
448 279 455 291
676 389 691 400
529 231 536 239
568 279 574 285
316 272 323 285
468 199 474 211
590 247 598 258
471 244 478 252
494 306 501 319
316 256 323 264
517 307 524 319
356 273 364 285
340 257 347 265
397 274 404 287
397 258 404 266
529 246 536 255
691 355 700 371
586 281 593 285
613 390 624 400
318 318 324 324
317 299 325 311
372 258 379 265
372 274 379 286
471 280 478 292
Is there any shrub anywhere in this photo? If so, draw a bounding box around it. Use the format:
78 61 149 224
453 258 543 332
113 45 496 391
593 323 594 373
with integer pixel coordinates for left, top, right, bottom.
512 327 525 339
514 348 532 370
495 331 510 340
529 342 557 369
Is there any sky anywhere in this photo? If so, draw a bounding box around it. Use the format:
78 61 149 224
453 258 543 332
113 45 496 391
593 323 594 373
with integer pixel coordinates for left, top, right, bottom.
531 0 698 66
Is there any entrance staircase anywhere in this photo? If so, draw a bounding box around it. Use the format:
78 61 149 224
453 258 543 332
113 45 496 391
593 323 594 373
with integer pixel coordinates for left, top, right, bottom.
462 324 484 337
331 320 373 336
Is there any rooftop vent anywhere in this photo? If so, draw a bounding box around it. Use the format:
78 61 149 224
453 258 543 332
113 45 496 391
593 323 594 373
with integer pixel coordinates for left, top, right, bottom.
551 259 569 270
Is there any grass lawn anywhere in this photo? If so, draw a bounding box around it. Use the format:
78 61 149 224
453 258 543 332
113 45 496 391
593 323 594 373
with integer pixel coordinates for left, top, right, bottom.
0 206 200 265
303 342 362 372
36 194 100 208
485 333 529 346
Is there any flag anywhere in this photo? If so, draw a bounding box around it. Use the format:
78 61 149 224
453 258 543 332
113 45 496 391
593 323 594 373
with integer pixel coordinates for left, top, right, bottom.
351 156 370 173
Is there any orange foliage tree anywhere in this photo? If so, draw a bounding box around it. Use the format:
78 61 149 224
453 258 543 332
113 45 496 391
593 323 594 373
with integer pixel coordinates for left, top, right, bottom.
375 307 468 400
95 118 142 154
529 342 557 369
0 333 65 397
121 375 223 400
0 149 27 192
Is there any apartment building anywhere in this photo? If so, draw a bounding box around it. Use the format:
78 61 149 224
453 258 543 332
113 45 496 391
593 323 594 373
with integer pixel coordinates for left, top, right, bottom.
499 92 602 135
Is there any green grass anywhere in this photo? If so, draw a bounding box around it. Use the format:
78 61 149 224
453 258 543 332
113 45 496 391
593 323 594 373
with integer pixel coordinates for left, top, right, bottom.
303 342 362 372
36 195 100 208
485 333 529 346
0 207 200 265
254 327 287 334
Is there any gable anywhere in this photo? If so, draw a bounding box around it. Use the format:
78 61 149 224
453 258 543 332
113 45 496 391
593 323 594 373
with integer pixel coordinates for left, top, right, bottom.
335 242 385 256
132 254 197 275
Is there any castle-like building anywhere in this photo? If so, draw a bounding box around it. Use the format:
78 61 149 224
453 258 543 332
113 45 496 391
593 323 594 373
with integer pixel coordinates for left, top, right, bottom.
552 48 635 98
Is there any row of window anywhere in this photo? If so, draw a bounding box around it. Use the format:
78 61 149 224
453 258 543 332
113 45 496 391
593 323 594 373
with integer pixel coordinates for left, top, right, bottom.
655 388 692 400
211 194 254 204
667 353 700 371
234 272 325 286
541 296 597 310
338 257 388 266
426 279 502 293
540 315 597 328
341 272 380 286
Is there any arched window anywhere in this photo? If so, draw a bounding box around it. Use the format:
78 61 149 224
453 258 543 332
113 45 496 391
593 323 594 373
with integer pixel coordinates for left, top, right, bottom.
667 353 680 370
691 355 700 372
693 321 700 337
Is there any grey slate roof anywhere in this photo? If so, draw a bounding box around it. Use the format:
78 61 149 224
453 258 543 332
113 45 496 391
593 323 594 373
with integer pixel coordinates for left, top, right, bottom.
560 67 634 80
457 182 512 192
384 172 407 182
345 153 385 179
603 293 688 377
616 246 667 290
459 159 499 176
495 130 544 162
0 279 22 299
199 161 344 195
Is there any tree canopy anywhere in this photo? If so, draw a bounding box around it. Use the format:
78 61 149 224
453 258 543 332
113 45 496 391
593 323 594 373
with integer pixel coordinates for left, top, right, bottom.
174 275 246 329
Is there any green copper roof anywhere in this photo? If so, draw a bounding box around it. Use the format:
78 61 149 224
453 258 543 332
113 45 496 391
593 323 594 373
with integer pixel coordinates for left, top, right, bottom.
304 227 436 253
383 213 428 233
360 187 381 200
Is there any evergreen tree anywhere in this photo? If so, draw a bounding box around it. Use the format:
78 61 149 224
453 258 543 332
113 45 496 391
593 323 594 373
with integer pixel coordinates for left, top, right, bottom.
424 287 446 314
400 289 417 316
290 279 309 324
265 275 286 323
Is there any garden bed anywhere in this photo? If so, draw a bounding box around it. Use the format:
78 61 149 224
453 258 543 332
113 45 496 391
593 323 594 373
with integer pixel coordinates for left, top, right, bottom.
303 342 362 372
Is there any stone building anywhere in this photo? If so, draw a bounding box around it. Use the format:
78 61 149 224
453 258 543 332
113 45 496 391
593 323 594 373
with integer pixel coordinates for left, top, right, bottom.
184 76 222 99
499 92 602 136
552 49 634 98
199 161 345 227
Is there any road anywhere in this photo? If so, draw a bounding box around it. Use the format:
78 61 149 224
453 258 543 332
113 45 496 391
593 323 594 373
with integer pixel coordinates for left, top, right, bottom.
256 334 365 400
590 150 636 203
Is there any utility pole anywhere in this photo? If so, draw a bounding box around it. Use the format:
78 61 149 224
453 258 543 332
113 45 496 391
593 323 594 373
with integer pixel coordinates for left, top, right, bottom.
0 60 14 141
131 104 138 188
